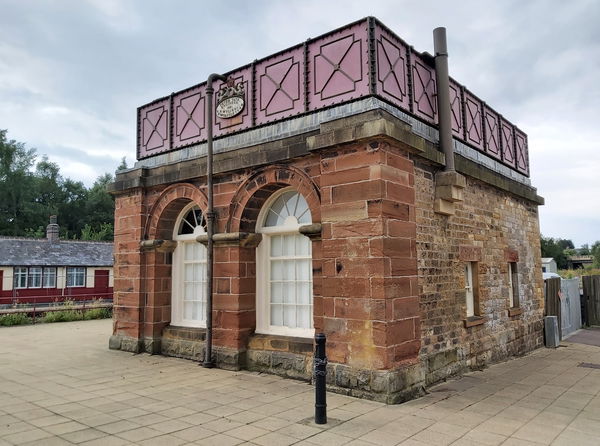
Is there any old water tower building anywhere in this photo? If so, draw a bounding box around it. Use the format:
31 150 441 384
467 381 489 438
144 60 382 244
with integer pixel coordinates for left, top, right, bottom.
109 18 544 403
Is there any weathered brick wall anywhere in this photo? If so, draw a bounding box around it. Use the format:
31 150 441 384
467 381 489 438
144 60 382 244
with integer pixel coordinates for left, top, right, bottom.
415 163 544 384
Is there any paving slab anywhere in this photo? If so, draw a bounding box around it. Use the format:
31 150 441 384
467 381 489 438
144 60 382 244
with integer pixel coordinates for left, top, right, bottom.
1 320 600 445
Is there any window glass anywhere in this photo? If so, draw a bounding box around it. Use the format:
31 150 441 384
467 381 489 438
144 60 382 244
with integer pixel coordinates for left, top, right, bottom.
264 191 311 227
178 207 206 235
66 267 85 287
28 267 42 288
509 262 519 308
43 268 57 288
258 189 313 337
14 267 27 289
172 204 208 327
465 263 474 317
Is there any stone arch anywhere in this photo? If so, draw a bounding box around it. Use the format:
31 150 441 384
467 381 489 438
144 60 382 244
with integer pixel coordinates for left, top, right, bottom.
227 164 321 233
145 183 208 240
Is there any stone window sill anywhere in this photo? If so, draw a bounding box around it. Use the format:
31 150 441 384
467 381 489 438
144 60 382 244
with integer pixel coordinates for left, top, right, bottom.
508 307 523 317
249 333 313 354
464 316 485 328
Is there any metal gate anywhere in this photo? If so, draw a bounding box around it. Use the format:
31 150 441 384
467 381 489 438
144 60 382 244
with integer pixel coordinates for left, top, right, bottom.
560 278 581 338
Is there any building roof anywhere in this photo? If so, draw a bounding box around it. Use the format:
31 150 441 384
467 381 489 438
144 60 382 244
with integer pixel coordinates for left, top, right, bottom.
0 237 113 267
541 258 556 263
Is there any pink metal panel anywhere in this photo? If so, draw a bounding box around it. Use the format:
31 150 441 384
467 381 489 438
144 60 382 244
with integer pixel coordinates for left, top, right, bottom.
374 26 409 110
449 80 463 139
515 128 529 175
411 52 437 124
463 90 483 150
255 46 304 126
138 99 170 158
308 21 370 109
172 85 206 149
500 119 516 168
213 67 252 138
484 106 501 160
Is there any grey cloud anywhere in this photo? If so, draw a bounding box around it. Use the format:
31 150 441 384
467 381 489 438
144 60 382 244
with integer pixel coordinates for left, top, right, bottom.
1 0 598 245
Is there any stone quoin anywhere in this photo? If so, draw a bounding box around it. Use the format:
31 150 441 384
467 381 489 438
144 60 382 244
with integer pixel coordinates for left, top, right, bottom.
109 17 544 403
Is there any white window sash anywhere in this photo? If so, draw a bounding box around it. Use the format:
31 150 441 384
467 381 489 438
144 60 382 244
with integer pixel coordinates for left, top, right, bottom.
67 267 85 287
171 217 208 328
256 227 314 338
465 263 474 317
43 268 57 288
14 267 28 289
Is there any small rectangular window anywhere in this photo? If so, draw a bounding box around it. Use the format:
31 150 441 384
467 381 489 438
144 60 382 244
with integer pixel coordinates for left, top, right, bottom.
43 268 57 288
14 267 28 289
508 262 519 308
465 262 479 317
28 267 42 288
66 267 86 287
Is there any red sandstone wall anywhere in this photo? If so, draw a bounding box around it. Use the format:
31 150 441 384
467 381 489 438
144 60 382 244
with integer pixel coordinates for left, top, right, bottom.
112 141 423 370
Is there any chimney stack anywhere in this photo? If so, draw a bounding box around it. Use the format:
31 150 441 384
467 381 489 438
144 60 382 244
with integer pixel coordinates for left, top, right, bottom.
46 215 59 243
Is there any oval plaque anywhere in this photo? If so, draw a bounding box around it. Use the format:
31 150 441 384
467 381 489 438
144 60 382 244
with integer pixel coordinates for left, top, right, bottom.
216 96 244 119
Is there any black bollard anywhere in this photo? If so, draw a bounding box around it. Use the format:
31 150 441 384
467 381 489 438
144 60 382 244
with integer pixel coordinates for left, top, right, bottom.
314 332 327 424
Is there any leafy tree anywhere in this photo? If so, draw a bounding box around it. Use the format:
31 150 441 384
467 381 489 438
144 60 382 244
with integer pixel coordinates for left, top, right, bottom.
117 157 128 171
80 223 113 241
579 244 591 255
592 241 600 268
557 239 574 251
57 179 88 238
82 173 115 240
540 236 572 269
0 129 37 235
0 129 119 240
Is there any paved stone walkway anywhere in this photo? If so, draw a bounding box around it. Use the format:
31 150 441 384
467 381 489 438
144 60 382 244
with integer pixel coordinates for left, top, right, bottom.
1 320 600 446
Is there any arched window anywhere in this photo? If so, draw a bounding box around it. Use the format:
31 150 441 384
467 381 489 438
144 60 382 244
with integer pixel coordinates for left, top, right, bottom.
256 188 313 338
171 204 207 327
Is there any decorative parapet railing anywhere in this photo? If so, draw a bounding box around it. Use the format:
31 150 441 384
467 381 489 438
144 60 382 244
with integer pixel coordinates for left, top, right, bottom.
137 17 529 176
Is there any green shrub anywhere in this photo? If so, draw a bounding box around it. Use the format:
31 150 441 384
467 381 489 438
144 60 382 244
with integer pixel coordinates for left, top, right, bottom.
0 313 32 326
83 307 112 320
42 309 84 323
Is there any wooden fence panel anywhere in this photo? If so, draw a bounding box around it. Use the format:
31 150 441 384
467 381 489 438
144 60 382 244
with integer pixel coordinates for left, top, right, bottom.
545 277 562 336
583 275 600 326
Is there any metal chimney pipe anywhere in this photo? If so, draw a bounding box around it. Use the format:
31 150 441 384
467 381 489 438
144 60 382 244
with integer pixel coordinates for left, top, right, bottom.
433 27 455 172
203 73 227 369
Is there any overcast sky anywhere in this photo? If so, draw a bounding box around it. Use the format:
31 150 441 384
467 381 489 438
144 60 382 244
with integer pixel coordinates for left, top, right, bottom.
1 0 598 246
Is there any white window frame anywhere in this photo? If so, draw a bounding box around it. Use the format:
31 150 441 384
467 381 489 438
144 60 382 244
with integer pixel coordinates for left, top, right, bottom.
66 267 86 288
171 203 208 328
465 262 475 317
28 267 42 288
14 267 28 289
256 188 314 338
43 267 57 288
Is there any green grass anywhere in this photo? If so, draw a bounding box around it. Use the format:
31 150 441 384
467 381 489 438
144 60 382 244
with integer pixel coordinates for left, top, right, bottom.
559 268 600 279
0 313 32 326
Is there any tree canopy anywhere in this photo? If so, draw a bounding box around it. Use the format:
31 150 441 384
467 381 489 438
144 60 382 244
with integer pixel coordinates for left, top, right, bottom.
0 129 121 240
541 236 600 269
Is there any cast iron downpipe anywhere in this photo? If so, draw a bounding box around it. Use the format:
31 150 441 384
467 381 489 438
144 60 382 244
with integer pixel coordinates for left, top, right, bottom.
203 73 227 368
433 27 455 172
